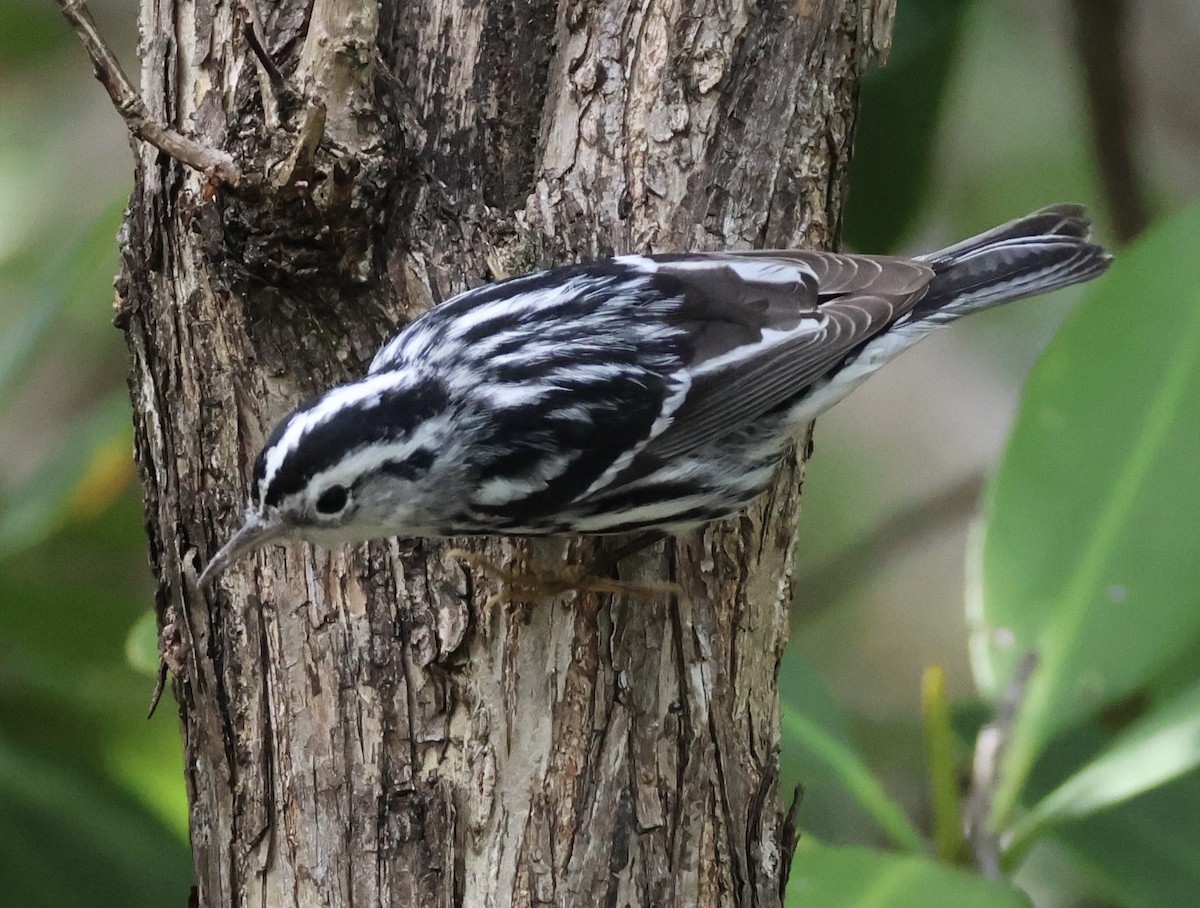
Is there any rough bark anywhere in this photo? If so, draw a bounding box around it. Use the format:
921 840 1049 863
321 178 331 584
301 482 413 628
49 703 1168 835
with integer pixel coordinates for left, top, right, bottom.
120 0 892 903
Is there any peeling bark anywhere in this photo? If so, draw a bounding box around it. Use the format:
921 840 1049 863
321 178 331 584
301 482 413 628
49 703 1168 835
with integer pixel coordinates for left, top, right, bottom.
120 0 892 903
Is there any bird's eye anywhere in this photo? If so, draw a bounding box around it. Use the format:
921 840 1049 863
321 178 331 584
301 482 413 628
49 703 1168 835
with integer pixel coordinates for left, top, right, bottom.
316 484 349 515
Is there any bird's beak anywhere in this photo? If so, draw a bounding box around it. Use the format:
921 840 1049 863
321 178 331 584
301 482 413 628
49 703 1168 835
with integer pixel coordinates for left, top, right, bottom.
198 512 286 588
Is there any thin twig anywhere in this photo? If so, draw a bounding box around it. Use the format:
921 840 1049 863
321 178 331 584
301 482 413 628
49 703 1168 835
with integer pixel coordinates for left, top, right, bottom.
57 0 242 186
1070 0 1151 244
963 650 1039 879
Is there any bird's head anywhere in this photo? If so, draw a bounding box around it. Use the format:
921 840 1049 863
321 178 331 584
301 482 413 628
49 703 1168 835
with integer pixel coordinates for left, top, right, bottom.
198 371 455 587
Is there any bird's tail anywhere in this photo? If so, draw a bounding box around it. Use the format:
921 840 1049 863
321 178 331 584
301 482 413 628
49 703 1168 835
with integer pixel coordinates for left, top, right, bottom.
909 204 1111 324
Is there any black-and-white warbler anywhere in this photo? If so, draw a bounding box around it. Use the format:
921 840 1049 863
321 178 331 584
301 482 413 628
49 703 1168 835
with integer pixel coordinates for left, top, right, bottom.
199 205 1110 587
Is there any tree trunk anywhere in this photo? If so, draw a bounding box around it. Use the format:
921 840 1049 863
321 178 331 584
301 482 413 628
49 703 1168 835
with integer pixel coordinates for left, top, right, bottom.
120 0 892 903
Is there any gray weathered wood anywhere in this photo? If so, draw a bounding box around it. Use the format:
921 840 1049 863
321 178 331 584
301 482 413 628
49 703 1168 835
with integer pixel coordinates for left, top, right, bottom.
119 0 892 902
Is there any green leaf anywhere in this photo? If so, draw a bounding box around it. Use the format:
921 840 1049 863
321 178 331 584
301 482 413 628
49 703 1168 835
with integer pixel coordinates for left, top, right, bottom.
972 201 1200 827
1009 679 1200 853
780 655 926 853
786 841 1031 908
843 0 974 252
1051 772 1200 908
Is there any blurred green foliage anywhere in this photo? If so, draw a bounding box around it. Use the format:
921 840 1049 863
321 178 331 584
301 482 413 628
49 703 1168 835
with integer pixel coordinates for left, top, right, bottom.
0 5 193 899
3 0 1198 905
0 203 194 900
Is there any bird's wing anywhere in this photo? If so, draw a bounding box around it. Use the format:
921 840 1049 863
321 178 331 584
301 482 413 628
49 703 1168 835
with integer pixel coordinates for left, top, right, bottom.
617 251 934 465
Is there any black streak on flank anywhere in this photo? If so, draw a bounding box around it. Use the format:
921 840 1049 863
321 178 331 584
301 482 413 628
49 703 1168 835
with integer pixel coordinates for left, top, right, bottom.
263 380 450 506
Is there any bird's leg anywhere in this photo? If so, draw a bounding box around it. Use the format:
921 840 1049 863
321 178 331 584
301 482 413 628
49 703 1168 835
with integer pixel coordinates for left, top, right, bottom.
447 532 679 607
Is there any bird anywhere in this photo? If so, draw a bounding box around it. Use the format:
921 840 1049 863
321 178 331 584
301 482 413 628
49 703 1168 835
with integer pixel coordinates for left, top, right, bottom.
198 204 1110 590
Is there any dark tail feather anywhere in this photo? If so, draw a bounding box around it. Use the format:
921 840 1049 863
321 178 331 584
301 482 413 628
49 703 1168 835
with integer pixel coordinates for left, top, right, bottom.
911 204 1111 323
